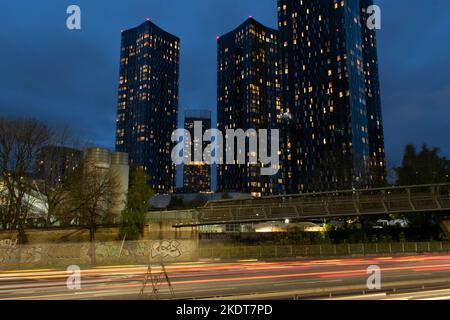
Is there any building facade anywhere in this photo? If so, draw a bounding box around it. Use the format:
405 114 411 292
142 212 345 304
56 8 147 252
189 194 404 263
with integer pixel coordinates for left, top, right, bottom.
277 0 386 194
217 18 280 197
360 0 386 187
183 109 212 193
36 146 83 187
115 20 180 193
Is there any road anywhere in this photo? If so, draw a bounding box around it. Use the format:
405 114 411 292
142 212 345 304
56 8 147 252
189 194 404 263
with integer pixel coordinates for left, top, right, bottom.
1 254 450 300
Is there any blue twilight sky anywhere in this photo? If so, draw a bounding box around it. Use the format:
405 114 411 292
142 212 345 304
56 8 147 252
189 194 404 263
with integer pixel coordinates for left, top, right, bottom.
0 0 449 173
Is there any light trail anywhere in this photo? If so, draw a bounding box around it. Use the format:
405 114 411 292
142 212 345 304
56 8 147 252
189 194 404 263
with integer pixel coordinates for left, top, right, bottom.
0 254 449 300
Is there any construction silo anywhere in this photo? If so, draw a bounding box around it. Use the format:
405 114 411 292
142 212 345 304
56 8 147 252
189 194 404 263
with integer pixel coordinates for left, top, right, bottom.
84 148 111 171
83 148 129 223
110 152 129 222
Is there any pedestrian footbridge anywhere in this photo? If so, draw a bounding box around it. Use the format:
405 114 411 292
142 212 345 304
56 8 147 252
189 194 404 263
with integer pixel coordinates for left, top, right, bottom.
146 184 450 228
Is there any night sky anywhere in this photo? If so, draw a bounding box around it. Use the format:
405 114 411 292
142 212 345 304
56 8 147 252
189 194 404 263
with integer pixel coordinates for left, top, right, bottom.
1 0 449 172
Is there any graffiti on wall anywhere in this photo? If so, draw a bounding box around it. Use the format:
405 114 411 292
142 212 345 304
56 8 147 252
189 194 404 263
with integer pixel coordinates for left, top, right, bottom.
0 239 18 264
151 240 182 259
0 239 194 267
0 239 18 249
20 247 43 264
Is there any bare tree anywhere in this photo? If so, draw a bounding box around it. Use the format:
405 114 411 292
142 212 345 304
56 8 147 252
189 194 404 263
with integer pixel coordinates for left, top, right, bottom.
0 118 51 243
64 159 121 265
0 179 8 229
33 128 82 227
0 117 124 265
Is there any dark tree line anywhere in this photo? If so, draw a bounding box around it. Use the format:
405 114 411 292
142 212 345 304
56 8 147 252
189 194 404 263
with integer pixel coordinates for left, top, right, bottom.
396 144 450 186
120 167 154 241
394 144 449 234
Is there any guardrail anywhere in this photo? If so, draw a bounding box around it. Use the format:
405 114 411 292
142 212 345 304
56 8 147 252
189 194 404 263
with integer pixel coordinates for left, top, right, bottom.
199 242 450 260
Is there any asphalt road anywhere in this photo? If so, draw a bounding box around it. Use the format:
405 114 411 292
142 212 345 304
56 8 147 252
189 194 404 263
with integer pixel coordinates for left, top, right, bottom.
1 254 450 300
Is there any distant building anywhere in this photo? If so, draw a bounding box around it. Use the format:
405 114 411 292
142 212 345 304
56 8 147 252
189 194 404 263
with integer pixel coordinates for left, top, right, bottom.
115 20 180 193
217 17 280 197
183 109 212 193
36 146 83 186
13 147 129 225
277 0 386 194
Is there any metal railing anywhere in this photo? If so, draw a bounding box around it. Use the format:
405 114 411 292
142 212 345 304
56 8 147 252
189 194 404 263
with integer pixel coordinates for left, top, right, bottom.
199 242 450 260
145 184 450 227
146 210 198 224
194 184 450 226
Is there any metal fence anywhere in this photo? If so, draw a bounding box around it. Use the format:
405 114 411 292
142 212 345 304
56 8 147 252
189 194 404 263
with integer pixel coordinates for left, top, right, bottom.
199 242 450 260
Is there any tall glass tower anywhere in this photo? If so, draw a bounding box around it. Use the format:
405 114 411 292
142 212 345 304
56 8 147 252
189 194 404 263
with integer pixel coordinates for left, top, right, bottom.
115 20 180 193
361 0 386 187
217 18 280 197
277 0 386 194
183 109 212 193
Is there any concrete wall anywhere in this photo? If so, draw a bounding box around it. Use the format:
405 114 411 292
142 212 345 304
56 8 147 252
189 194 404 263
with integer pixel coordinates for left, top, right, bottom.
0 240 199 269
145 221 199 240
0 222 200 269
0 227 120 244
0 222 199 244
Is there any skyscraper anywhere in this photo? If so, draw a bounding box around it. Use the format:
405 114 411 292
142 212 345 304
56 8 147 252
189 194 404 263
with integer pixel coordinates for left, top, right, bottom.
217 17 280 197
183 109 212 193
360 0 386 187
277 0 386 194
115 20 180 193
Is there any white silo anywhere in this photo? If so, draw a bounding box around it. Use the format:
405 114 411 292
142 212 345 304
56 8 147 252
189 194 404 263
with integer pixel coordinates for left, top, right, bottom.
110 152 129 221
83 148 129 223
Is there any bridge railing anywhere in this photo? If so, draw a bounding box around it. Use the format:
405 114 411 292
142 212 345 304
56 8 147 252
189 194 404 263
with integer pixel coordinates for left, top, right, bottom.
204 184 450 208
146 210 199 224
145 184 450 227
196 184 450 225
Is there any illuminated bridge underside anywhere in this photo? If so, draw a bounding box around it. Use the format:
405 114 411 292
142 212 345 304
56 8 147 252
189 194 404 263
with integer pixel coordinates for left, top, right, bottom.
147 184 450 228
